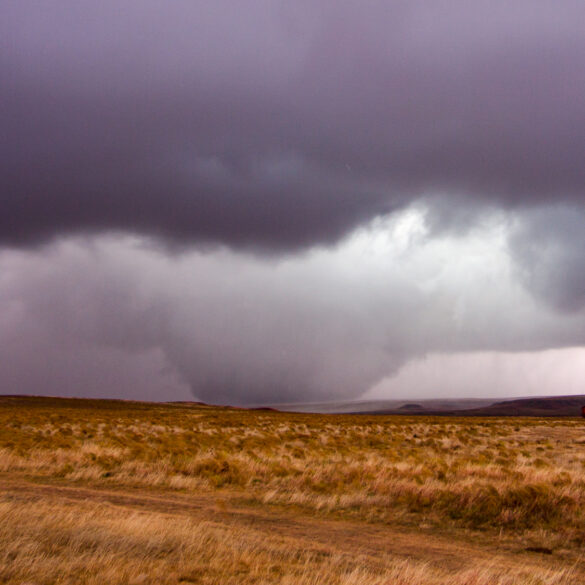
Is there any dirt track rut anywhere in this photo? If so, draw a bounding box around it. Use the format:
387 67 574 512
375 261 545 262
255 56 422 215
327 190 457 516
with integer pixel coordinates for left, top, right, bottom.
0 474 581 578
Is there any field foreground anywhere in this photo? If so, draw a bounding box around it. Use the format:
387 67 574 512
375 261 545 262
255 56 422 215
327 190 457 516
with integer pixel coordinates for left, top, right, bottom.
1 396 585 584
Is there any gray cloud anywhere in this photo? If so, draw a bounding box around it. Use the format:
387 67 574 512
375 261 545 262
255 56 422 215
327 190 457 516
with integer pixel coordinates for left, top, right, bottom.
2 1 585 252
509 206 585 313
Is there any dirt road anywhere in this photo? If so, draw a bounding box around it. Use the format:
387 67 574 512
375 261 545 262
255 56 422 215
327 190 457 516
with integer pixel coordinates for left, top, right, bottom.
1 474 581 580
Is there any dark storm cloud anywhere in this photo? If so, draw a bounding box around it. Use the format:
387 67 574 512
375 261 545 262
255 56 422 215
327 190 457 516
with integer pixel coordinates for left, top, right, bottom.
3 1 585 404
3 1 585 251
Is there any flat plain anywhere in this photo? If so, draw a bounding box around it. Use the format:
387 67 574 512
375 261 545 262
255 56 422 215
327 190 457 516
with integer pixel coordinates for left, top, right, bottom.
1 395 585 584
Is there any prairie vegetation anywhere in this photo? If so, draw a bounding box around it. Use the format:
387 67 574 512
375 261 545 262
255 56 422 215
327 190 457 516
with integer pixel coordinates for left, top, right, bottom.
1 396 584 584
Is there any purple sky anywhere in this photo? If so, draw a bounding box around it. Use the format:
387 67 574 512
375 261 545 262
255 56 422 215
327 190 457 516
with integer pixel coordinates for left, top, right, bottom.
1 1 585 403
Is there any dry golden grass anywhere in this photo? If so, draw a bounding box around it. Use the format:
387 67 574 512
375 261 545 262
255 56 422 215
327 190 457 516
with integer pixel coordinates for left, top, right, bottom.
0 496 577 585
1 396 585 583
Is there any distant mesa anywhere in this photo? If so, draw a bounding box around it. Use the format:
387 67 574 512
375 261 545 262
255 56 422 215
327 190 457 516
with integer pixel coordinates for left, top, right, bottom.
399 403 423 411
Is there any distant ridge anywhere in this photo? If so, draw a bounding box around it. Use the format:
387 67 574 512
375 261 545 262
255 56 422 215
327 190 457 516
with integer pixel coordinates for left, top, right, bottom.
364 395 585 417
2 394 584 417
457 396 585 417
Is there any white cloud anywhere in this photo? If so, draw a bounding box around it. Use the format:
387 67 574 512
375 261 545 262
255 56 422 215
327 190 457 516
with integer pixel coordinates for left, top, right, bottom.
365 348 585 400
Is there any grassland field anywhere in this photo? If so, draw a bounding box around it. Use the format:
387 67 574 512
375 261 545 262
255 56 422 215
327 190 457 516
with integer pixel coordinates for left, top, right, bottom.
1 395 585 584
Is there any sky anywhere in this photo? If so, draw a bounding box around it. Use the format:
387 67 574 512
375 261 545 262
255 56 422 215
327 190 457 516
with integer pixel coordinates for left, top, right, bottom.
2 1 585 404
